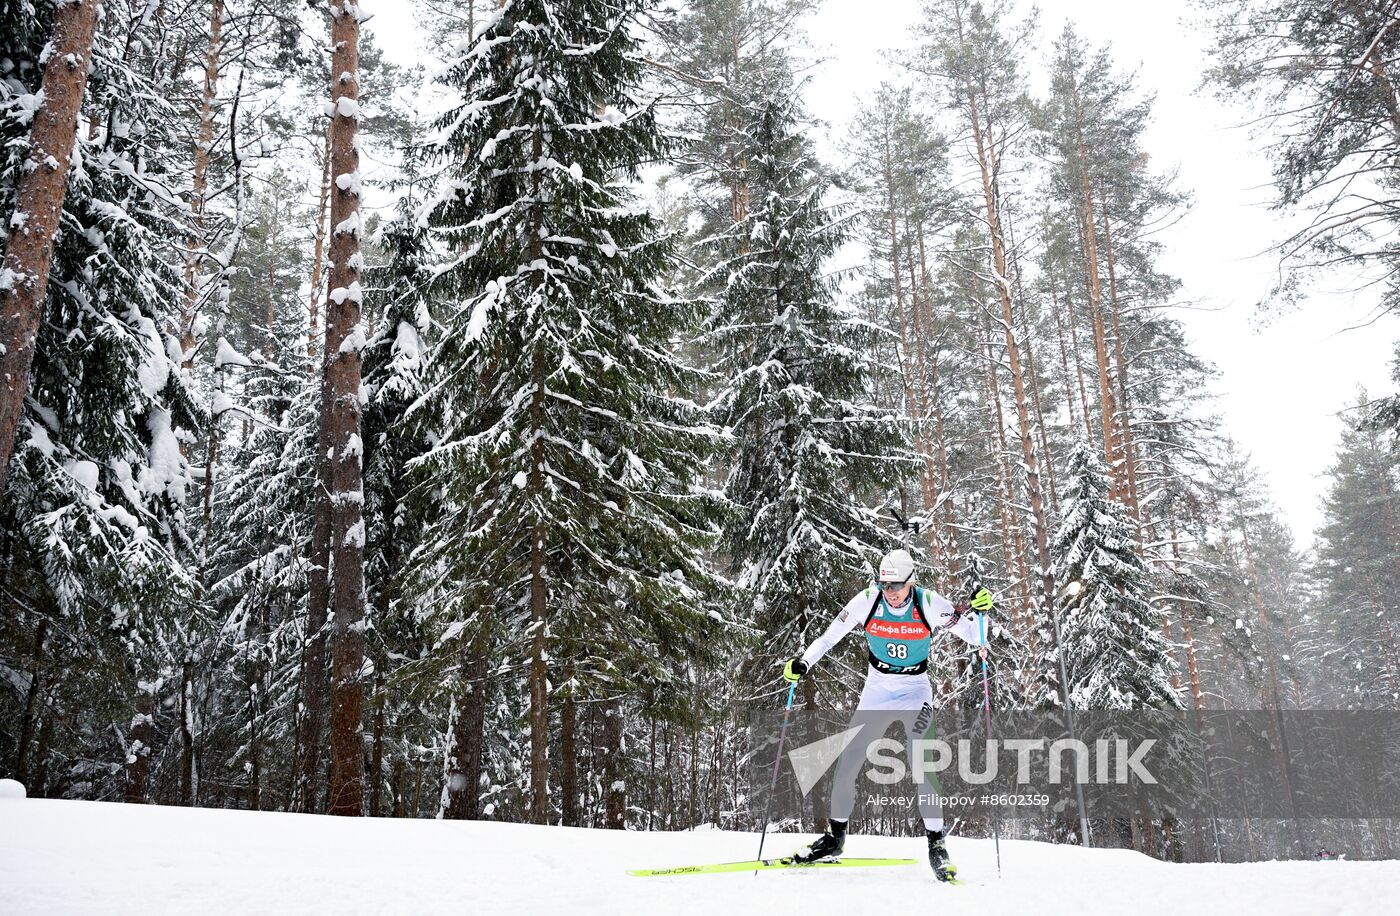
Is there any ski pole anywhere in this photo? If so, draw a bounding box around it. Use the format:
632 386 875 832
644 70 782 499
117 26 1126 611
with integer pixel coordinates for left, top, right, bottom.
978 610 1002 878
755 679 797 869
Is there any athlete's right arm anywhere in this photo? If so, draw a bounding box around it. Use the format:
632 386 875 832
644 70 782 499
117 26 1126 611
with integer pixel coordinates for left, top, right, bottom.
798 589 873 669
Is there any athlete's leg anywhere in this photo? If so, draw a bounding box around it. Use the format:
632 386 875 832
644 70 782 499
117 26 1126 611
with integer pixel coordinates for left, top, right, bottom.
827 672 913 824
896 678 943 832
827 674 885 823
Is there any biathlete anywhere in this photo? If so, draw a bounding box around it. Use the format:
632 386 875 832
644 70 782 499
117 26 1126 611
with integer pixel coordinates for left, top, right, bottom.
782 548 993 882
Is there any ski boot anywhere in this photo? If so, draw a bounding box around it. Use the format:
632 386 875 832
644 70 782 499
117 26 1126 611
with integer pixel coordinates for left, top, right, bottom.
927 829 957 883
791 819 847 864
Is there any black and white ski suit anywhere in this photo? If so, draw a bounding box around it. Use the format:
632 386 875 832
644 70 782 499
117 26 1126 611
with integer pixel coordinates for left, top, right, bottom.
798 584 985 831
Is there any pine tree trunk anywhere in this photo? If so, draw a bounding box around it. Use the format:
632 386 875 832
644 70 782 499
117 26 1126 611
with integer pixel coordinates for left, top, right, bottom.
180 659 197 806
1363 46 1400 143
1181 611 1205 713
201 364 224 566
262 206 280 355
915 221 963 579
688 716 698 829
369 670 385 816
561 689 580 827
293 580 329 812
708 721 722 826
647 711 656 831
461 646 487 818
1164 521 1198 705
324 0 367 819
524 75 553 823
297 204 337 816
444 646 487 820
1047 269 1085 435
801 667 829 829
391 756 405 818
726 24 750 227
1238 519 1304 850
663 726 674 830
1060 271 1097 443
179 0 225 376
438 696 460 818
1173 515 1205 714
1078 188 1120 497
1025 325 1059 514
588 702 600 826
904 224 945 570
125 683 157 804
32 711 53 798
602 699 625 830
250 595 271 810
956 31 1058 678
0 0 100 494
247 675 261 810
528 345 550 825
1065 74 1122 493
880 147 938 533
1099 198 1142 530
14 618 47 784
1006 226 1059 514
981 326 1036 670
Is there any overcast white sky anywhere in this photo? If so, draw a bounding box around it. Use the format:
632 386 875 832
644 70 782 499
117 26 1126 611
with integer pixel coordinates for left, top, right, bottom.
369 0 1400 545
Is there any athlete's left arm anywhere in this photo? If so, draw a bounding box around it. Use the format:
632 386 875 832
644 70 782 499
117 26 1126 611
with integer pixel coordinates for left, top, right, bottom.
922 588 985 647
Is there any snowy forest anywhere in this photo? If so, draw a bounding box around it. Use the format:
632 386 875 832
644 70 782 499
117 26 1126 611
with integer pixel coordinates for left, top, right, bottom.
1 0 1398 867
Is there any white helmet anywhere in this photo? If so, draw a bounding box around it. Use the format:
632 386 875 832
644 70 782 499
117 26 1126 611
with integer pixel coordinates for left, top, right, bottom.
877 549 916 584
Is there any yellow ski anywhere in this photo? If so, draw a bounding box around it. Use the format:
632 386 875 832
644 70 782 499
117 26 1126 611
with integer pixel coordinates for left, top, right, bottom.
627 857 919 877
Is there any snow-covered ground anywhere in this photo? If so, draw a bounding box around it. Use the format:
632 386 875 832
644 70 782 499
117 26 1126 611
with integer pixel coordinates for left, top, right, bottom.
2 797 1396 915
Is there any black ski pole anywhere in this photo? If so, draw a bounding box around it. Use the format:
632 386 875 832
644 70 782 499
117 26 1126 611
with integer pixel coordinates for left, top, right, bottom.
978 609 1002 878
754 680 798 871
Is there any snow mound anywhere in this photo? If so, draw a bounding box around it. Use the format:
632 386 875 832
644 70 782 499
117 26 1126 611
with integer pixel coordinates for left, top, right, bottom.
0 779 25 799
0 799 1396 915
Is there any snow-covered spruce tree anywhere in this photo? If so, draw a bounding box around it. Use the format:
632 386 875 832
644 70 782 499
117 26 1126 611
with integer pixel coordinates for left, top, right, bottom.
201 159 329 810
411 0 728 826
360 172 442 816
1049 442 1192 854
204 312 320 811
363 156 434 637
0 0 205 801
1051 441 1182 710
698 85 907 702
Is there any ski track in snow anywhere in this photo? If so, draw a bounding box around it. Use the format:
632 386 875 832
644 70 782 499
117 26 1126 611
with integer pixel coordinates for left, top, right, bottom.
2 799 1398 915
